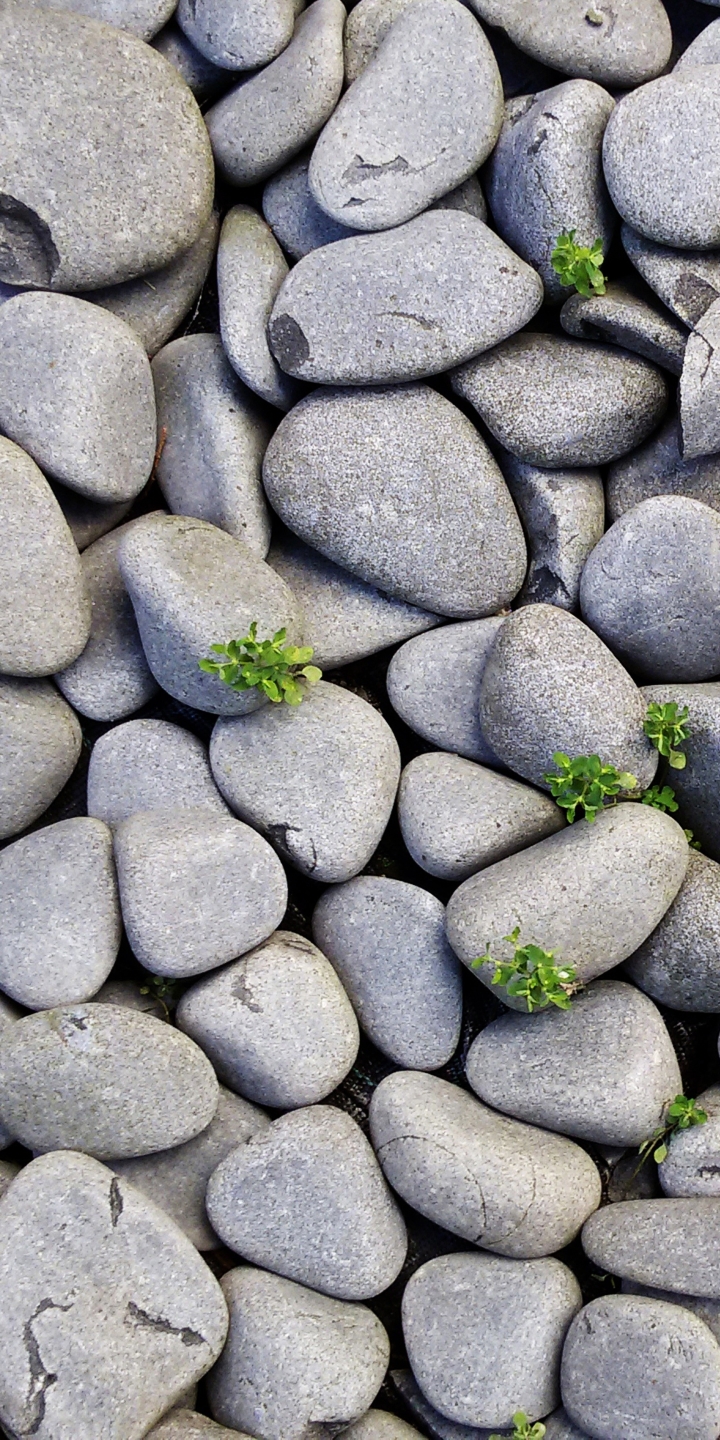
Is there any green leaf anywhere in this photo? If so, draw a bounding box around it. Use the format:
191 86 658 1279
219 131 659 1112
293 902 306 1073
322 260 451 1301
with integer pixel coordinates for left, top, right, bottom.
653 1142 668 1163
669 750 687 769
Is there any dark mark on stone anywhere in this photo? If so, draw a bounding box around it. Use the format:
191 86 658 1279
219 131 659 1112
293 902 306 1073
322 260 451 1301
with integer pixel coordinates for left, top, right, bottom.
22 1298 73 1436
125 1301 205 1347
341 155 411 185
269 314 310 369
232 969 263 1013
109 1177 123 1228
0 195 60 288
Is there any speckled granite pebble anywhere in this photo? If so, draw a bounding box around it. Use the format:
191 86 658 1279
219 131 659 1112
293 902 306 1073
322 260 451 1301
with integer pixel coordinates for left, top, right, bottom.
386 619 505 763
177 0 295 69
88 719 229 829
0 677 82 842
500 452 605 611
622 223 720 328
607 414 720 521
561 283 687 376
218 207 298 412
464 0 671 86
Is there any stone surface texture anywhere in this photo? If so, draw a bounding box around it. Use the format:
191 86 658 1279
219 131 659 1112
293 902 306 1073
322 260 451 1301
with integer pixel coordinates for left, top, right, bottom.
87 719 229 829
0 677 82 842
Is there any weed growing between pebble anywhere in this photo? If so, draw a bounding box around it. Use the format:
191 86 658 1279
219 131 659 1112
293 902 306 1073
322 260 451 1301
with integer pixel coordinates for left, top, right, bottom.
644 701 690 769
489 1412 546 1440
199 622 322 705
473 927 580 1012
550 230 606 297
544 752 638 823
636 1094 708 1168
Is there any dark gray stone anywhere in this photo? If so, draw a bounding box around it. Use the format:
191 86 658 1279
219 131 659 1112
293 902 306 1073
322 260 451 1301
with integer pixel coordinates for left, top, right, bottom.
582 1198 720 1297
499 453 605 611
641 681 720 861
177 0 295 69
263 153 357 260
386 619 505 763
23 0 176 39
390 1368 513 1440
464 0 671 86
218 207 298 412
607 413 720 522
681 297 720 458
0 677 82 842
625 849 720 1012
152 21 230 101
658 1085 720 1197
622 223 720 328
560 283 687 375
51 483 133 552
87 718 229 829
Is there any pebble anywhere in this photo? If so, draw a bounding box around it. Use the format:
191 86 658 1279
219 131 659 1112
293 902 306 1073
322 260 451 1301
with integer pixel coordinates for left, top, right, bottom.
177 0 295 70
465 978 682 1147
464 0 671 86
217 207 298 412
499 453 605 611
675 17 720 70
0 1150 228 1440
622 1280 720 1346
343 0 417 84
622 223 720 328
402 1252 582 1429
386 619 505 763
25 0 177 40
681 297 720 459
625 849 720 1011
267 212 543 386
206 1266 390 1440
452 333 668 468
544 1412 591 1440
582 1198 720 1298
308 0 502 231
152 335 272 553
262 386 527 618
210 682 401 883
642 681 720 861
0 5 214 291
0 677 82 842
342 1413 427 1440
117 514 301 715
148 1413 245 1440
263 154 357 259
312 877 463 1069
0 293 156 503
0 1159 19 1201
0 1003 219 1159
0 437 90 678
51 484 134 553
87 719 229 829
390 1367 509 1440
580 496 720 681
176 930 360 1107
0 995 22 1151
206 1105 408 1299
206 0 346 186
398 753 565 883
94 978 169 1021
560 282 688 375
446 804 689 1003
152 21 230 102
606 413 720 522
658 1085 720 1198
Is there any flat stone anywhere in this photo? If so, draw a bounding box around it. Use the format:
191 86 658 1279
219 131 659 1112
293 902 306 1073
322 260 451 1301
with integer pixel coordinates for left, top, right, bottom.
148 1413 248 1440
0 437 90 677
267 212 543 385
0 1150 228 1440
176 930 359 1106
466 978 681 1147
23 0 176 40
622 223 720 327
152 21 230 101
206 0 345 186
398 753 565 883
312 877 462 1069
486 80 615 303
176 0 295 69
152 335 272 553
446 804 689 1004
51 483 134 552
607 413 720 522
499 452 605 611
218 207 298 412
580 495 720 681
625 849 720 1011
111 1086 270 1250
206 1105 407 1299
622 1280 720 1346
561 283 687 375
263 154 357 259
386 619 505 763
206 1266 390 1440
561 1295 720 1440
463 0 671 86
0 1003 219 1159
263 386 527 618
675 16 720 70
0 293 156 503
342 1413 427 1440
0 677 82 842
87 719 229 829
402 1252 582 1429
391 1367 511 1440
452 333 668 468
0 6 214 291
681 297 720 458
658 1085 720 1197
641 681 720 861
117 514 301 715
582 1198 720 1297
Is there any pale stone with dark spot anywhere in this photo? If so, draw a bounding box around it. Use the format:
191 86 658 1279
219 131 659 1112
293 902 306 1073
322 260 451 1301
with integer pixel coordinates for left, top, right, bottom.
218 207 298 412
87 719 229 829
386 619 505 763
0 677 82 842
622 223 720 327
177 0 295 69
462 0 671 86
607 414 720 522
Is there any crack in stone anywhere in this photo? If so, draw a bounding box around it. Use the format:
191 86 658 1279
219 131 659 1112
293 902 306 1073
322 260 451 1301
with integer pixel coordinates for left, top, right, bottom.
125 1301 206 1348
22 1298 73 1436
381 311 438 330
231 969 263 1013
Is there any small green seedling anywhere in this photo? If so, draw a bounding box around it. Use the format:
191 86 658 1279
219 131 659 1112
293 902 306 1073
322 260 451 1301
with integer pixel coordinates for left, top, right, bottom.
544 752 638 823
644 701 690 770
551 230 606 297
139 973 182 1019
641 784 679 814
637 1094 708 1168
473 926 580 1013
489 1413 546 1440
199 623 322 706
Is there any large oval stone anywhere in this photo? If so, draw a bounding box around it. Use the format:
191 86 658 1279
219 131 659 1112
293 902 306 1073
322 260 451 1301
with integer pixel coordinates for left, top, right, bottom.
463 0 671 87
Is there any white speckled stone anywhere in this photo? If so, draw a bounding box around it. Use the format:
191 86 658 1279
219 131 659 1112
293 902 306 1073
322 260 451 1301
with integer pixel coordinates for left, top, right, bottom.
218 207 299 412
386 619 505 763
0 677 82 842
463 0 671 86
87 719 229 829
177 0 295 70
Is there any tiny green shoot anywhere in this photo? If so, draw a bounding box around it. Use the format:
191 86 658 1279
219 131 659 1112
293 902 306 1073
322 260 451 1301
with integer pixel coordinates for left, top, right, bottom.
489 1414 546 1440
637 1094 708 1168
473 926 580 1013
644 701 690 770
139 973 183 1019
199 623 322 706
543 752 638 823
551 230 606 297
641 784 679 814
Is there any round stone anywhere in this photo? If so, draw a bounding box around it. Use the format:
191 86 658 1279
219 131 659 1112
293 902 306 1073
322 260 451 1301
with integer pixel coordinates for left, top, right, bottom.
87 719 229 829
386 618 505 763
640 681 720 862
0 677 82 842
625 849 720 1012
463 0 671 86
176 0 295 69
217 206 299 412
582 1198 720 1298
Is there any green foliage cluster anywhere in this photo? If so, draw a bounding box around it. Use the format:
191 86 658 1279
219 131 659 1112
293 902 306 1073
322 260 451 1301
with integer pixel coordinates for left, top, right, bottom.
543 752 637 823
489 1414 546 1440
199 623 322 706
637 1094 708 1168
551 230 606 297
644 701 690 769
473 927 579 1013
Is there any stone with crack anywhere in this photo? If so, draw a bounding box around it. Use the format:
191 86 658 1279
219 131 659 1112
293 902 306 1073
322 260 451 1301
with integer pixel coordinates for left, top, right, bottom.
560 283 688 376
681 297 720 459
499 451 604 611
606 413 720 522
622 223 720 328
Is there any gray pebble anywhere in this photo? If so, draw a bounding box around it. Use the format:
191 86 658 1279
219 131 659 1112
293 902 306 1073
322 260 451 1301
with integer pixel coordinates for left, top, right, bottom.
206 1266 390 1440
676 17 720 70
402 1252 581 1429
607 413 720 522
51 484 134 552
263 154 357 260
681 297 720 458
622 222 720 328
625 849 720 1012
87 718 229 829
386 619 505 763
176 931 360 1107
452 333 668 468
500 452 605 611
206 1105 407 1298
0 677 82 842
398 752 565 883
464 0 671 86
434 175 488 222
560 283 688 375
152 21 230 102
0 1159 19 1201
658 1085 720 1198
177 0 295 69
622 1280 720 1346
582 1197 720 1297
262 386 527 618
148 1413 248 1440
642 681 720 859
342 1414 426 1440
466 978 681 1147
312 877 462 1069
267 211 543 386
152 335 272 552
210 681 401 882
391 1367 512 1440
218 207 298 412
0 995 23 1151
22 0 176 40
543 1413 591 1440
343 0 416 84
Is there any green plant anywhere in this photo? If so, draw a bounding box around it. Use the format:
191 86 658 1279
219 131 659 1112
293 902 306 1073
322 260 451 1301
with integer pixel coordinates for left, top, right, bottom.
637 1094 708 1167
543 752 638 823
489 1414 546 1440
644 701 690 769
641 784 679 814
473 926 580 1012
139 973 183 1018
199 623 322 706
551 230 606 297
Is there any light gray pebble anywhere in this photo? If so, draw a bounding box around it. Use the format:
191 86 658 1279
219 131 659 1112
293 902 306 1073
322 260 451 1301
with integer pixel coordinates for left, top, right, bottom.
464 0 671 86
343 0 416 84
312 877 462 1069
500 452 605 611
263 154 357 260
582 1197 720 1298
386 619 505 763
206 1105 407 1299
676 17 720 70
22 0 176 40
658 1085 720 1198
0 677 82 842
622 1280 720 1346
681 297 720 458
560 283 688 375
342 1414 426 1440
152 21 230 101
176 930 359 1107
51 484 134 552
391 1367 513 1440
218 207 298 412
87 719 229 829
148 1413 248 1440
434 175 487 222
177 0 295 69
622 223 720 328
543 1412 591 1440
625 849 720 1012
607 413 720 522
0 995 23 1152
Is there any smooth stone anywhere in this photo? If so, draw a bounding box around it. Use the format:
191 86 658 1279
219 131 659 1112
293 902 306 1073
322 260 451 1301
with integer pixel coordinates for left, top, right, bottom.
0 818 121 1011
391 1367 514 1440
466 978 682 1147
398 753 565 883
23 0 176 40
267 212 543 385
206 1267 390 1440
582 1198 720 1298
606 413 720 522
0 293 156 503
0 677 82 842
434 175 487 222
641 681 720 860
681 297 720 458
603 68 720 249
386 619 505 763
308 0 502 232
561 283 687 375
263 386 527 618
676 17 720 70
118 514 301 715
343 1413 426 1440
0 6 214 291
463 0 671 86
402 1252 582 1429
544 1413 591 1440
263 154 357 260
625 849 720 1011
343 0 417 84
0 1003 219 1159
206 1105 407 1299
622 223 720 327
452 333 668 468
111 1086 269 1250
210 682 401 882
658 1085 720 1197
580 496 720 681
0 996 23 1150
148 1413 249 1440
55 517 159 722
176 931 360 1107
0 437 90 677
446 804 689 1004
476 604 657 789
206 0 345 186
176 0 295 69
218 207 298 412
312 877 462 1069
87 719 229 829
622 1280 720 1346
561 1295 720 1440
152 21 230 101
152 335 272 553
486 80 615 303
499 452 605 611
51 483 133 552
